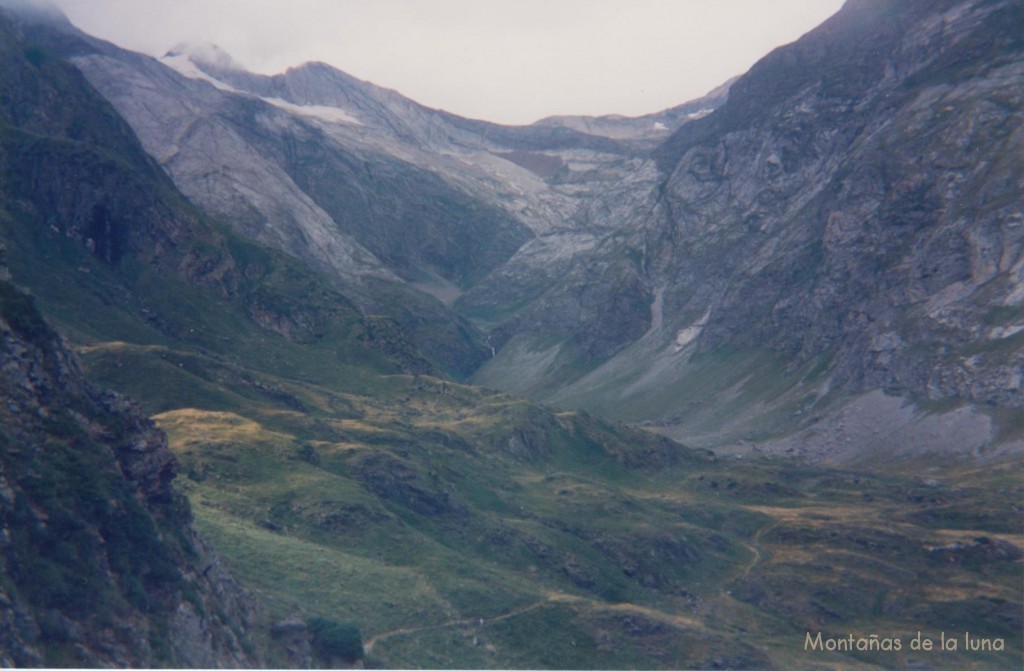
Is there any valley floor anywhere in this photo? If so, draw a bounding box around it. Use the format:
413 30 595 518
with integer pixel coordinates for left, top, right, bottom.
88 341 1018 670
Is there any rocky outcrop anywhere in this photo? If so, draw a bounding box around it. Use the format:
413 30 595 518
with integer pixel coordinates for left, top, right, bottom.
0 279 266 667
0 16 340 665
270 616 314 669
534 76 734 144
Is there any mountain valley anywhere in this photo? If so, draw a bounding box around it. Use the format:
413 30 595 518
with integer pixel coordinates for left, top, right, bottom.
27 0 1021 462
0 0 1021 668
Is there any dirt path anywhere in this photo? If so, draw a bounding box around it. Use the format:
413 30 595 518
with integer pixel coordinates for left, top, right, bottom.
363 598 549 654
734 522 773 583
365 515 781 658
364 589 705 655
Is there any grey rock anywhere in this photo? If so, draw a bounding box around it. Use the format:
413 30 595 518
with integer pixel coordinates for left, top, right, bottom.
271 616 314 669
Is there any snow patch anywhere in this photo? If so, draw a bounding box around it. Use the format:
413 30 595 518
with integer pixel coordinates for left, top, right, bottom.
990 324 1024 339
686 108 714 120
159 53 239 92
261 97 362 125
652 121 668 131
674 309 711 352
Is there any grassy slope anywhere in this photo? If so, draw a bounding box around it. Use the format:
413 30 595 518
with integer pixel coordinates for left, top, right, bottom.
82 350 1020 670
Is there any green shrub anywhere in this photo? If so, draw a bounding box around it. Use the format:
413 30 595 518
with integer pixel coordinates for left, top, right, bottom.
307 616 364 663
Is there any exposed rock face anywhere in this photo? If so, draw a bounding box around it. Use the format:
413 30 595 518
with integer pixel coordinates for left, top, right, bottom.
653 0 1023 408
1 8 461 380
60 36 544 292
474 0 1023 453
0 279 265 667
270 616 314 669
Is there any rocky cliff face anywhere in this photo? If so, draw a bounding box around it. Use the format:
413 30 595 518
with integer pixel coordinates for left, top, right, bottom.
474 0 1023 456
653 0 1023 406
0 272 264 667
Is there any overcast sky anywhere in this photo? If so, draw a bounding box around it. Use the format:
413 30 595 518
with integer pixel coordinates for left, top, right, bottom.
44 0 846 125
